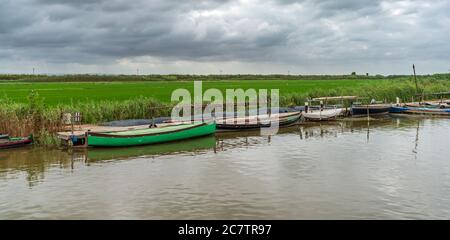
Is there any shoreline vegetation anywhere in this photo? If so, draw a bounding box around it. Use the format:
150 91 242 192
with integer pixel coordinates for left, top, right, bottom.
1 74 449 147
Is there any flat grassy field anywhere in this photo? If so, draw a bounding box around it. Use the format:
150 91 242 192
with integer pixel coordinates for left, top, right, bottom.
0 79 390 105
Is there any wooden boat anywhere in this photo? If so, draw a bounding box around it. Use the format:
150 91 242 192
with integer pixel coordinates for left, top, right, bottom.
405 101 450 109
389 106 450 115
302 108 344 121
0 135 33 149
87 121 216 147
216 112 301 130
351 104 391 117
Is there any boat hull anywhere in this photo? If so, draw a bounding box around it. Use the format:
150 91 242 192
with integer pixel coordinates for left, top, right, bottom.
390 106 450 115
302 108 344 121
0 136 33 149
88 122 216 147
216 112 301 130
405 101 450 109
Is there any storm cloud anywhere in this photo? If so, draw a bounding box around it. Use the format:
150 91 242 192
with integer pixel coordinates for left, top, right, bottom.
0 0 449 74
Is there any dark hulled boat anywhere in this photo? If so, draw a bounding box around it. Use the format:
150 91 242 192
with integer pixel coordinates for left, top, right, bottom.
216 112 301 131
351 104 391 117
0 135 33 149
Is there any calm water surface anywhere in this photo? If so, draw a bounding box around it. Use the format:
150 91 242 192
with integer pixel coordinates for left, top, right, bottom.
0 116 449 219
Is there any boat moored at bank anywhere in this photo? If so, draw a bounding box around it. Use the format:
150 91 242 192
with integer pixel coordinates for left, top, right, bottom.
351 104 391 117
389 105 450 115
302 108 344 121
216 112 301 131
0 135 33 149
87 121 216 147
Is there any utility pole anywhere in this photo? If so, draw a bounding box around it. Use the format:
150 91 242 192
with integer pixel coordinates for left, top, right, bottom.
32 68 35 75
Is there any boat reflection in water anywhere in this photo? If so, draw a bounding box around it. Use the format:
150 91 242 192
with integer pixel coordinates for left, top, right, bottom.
0 136 217 187
215 115 423 150
86 135 217 162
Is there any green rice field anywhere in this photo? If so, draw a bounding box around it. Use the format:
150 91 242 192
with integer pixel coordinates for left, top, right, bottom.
0 79 422 105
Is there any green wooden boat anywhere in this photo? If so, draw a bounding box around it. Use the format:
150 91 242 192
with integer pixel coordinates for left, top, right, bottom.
87 121 216 147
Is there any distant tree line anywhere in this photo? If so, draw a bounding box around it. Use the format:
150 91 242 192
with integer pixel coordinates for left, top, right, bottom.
1 73 449 82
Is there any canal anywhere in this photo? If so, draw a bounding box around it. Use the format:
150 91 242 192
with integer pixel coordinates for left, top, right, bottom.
0 116 449 219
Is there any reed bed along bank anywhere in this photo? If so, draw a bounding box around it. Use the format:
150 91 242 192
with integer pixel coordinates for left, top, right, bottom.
0 76 448 147
0 92 171 147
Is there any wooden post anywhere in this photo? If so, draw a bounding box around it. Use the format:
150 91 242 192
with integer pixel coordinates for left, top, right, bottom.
84 132 88 148
319 101 323 120
366 103 370 121
223 103 226 122
74 112 81 130
413 64 419 95
71 113 74 135
334 105 337 120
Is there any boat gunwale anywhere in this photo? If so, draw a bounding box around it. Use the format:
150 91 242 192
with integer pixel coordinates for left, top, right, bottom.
88 122 214 138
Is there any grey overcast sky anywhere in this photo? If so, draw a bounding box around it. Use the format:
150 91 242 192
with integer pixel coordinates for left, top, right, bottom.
0 0 449 75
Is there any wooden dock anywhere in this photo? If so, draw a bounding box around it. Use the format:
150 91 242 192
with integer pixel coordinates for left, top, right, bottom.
57 124 155 148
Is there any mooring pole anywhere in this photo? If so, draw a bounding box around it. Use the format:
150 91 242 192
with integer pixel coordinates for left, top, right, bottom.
366 103 370 121
413 64 418 91
413 64 420 102
71 113 74 135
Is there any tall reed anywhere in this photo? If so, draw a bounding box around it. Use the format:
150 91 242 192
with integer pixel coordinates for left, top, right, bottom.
0 93 171 146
